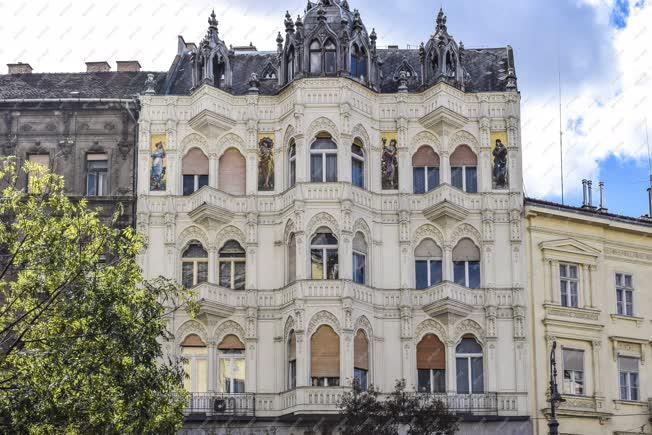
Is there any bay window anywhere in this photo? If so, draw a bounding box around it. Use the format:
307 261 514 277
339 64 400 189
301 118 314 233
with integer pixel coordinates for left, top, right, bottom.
310 135 337 182
311 325 340 387
217 335 245 393
450 145 477 193
182 147 209 196
311 228 338 280
218 240 246 290
452 238 480 288
414 238 442 289
412 146 439 194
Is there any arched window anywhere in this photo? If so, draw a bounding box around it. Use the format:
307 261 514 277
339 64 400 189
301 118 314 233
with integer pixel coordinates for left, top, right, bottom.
288 330 297 389
352 232 367 285
219 148 246 195
286 46 295 81
412 146 439 194
414 239 442 289
218 334 245 393
310 228 338 280
182 241 208 288
417 334 446 393
456 335 483 394
182 148 209 196
311 325 340 386
351 139 365 189
310 134 337 183
213 56 225 88
288 233 296 284
181 334 208 393
309 40 322 74
452 238 480 289
324 39 337 74
288 141 296 188
450 145 477 193
350 44 367 80
218 240 246 290
354 330 369 390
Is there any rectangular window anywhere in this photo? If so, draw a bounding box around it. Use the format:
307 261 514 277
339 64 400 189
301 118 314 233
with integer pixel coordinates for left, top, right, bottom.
27 154 50 192
353 252 366 285
615 273 634 316
86 154 108 196
560 264 579 307
618 356 639 401
562 348 584 395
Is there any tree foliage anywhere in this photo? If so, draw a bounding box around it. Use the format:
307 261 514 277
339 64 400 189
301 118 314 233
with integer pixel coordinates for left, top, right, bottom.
338 380 459 435
0 159 196 434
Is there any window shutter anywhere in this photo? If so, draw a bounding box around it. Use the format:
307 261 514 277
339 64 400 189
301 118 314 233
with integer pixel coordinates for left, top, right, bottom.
219 148 246 195
311 325 340 377
217 334 245 350
182 148 209 175
452 238 480 261
354 330 369 370
288 332 296 361
417 334 445 370
412 146 439 167
415 239 442 258
450 145 477 166
181 333 206 347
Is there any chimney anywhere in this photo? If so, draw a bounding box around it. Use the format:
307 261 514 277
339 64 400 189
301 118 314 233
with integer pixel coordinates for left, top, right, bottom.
7 62 33 74
587 180 593 208
387 45 399 50
598 181 607 212
85 61 111 73
581 179 588 207
116 61 141 72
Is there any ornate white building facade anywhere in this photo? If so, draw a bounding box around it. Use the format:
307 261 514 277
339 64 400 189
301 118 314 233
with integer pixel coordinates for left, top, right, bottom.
136 2 531 433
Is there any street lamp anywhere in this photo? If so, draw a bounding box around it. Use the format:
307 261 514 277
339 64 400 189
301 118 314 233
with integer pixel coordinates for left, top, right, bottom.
548 340 565 435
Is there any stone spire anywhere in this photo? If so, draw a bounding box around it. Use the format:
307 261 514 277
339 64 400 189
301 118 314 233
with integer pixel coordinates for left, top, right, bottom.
208 9 218 33
285 10 295 33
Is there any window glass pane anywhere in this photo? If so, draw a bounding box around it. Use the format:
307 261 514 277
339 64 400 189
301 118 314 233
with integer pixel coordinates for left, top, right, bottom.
197 262 208 284
352 158 364 188
326 249 339 279
196 359 208 393
468 261 480 289
184 243 208 258
232 357 245 393
354 368 368 391
569 265 578 279
560 264 568 277
619 372 628 400
326 155 337 182
427 167 439 191
471 357 484 393
198 175 208 189
417 369 431 393
183 175 194 196
415 260 428 289
630 373 638 400
182 360 192 391
290 160 296 187
219 262 231 288
324 51 336 73
87 173 97 196
353 252 365 284
570 281 578 307
451 167 463 189
311 232 338 245
615 273 622 285
465 167 477 193
233 262 246 290
182 262 194 288
433 369 446 393
311 249 324 279
312 139 337 150
219 358 231 393
413 167 425 194
310 52 321 74
624 274 632 287
619 356 638 372
456 338 482 354
453 261 466 286
430 260 442 285
563 349 584 372
311 154 323 182
456 357 469 393
288 360 297 389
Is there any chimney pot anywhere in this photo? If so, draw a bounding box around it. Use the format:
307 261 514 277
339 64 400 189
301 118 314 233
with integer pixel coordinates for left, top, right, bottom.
116 61 141 72
7 62 33 74
85 61 111 73
581 179 588 206
587 180 593 208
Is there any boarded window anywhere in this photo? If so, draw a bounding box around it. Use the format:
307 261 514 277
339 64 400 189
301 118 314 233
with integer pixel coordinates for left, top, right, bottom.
412 146 439 167
354 330 369 370
217 334 245 350
452 238 480 261
417 334 446 370
219 148 246 195
311 325 340 378
450 145 477 166
182 147 209 175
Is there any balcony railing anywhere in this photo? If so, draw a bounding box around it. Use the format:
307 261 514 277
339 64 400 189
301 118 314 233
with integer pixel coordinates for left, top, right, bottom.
185 393 255 417
418 392 499 415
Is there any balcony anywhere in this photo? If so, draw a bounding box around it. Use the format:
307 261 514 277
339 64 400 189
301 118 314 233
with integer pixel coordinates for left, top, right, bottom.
185 392 255 420
419 393 498 415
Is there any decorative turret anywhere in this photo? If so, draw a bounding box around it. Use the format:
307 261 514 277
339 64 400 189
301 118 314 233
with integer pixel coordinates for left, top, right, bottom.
190 10 232 90
420 7 465 90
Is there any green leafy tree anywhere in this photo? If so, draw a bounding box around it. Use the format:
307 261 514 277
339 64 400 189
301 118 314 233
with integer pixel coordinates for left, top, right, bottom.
338 380 459 435
0 159 196 434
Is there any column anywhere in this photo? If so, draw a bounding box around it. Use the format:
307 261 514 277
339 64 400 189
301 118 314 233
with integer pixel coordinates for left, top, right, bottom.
296 333 308 387
443 246 453 282
340 133 352 184
208 246 217 283
588 265 596 307
592 340 602 397
543 259 552 303
440 151 450 185
246 153 257 195
446 341 456 393
479 148 491 192
581 264 590 308
487 340 497 392
208 341 218 392
295 135 307 183
340 234 353 281
342 332 354 386
209 153 218 188
551 260 560 304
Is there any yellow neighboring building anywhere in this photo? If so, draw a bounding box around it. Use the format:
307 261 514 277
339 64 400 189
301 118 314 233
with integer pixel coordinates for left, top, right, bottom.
525 198 652 435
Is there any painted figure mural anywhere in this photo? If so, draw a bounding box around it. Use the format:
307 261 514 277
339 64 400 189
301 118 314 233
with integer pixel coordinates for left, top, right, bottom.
491 132 508 189
149 135 167 191
381 133 399 190
258 134 275 191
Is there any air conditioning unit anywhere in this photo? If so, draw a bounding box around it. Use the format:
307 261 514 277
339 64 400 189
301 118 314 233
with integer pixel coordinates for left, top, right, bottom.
214 398 227 413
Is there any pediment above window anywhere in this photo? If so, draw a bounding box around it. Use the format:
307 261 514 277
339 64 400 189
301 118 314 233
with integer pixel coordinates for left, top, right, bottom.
188 109 236 137
188 201 234 226
423 199 468 228
539 238 600 265
419 106 468 131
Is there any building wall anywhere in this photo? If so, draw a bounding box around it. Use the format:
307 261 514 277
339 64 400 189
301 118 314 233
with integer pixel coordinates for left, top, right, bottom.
526 205 652 435
137 78 531 433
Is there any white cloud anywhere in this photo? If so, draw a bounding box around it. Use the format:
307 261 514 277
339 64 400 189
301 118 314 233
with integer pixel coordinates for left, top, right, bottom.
521 0 652 198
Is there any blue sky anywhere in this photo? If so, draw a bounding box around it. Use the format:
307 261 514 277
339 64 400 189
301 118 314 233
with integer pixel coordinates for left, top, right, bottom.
1 0 650 217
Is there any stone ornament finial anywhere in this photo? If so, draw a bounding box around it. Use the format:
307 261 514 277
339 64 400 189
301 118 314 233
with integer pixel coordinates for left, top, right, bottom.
208 9 218 30
143 73 156 95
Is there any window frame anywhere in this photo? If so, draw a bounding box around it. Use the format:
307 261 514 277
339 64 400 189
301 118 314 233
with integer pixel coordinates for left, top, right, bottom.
351 142 365 189
86 154 108 196
455 337 484 394
218 350 246 393
615 273 634 317
561 347 585 396
415 258 443 289
181 242 208 288
310 231 339 280
560 263 579 308
352 250 366 285
288 142 297 188
618 356 639 401
453 260 480 289
451 165 477 193
310 137 338 183
413 166 439 194
181 345 208 393
217 241 246 290
183 174 209 196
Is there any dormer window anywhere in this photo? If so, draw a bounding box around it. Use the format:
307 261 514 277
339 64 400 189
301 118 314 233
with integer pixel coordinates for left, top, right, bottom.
350 44 367 80
324 40 336 74
310 40 322 74
213 57 225 88
310 39 337 75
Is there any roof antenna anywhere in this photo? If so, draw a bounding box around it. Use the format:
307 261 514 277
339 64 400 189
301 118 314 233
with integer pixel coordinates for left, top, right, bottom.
558 47 564 205
646 117 652 218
